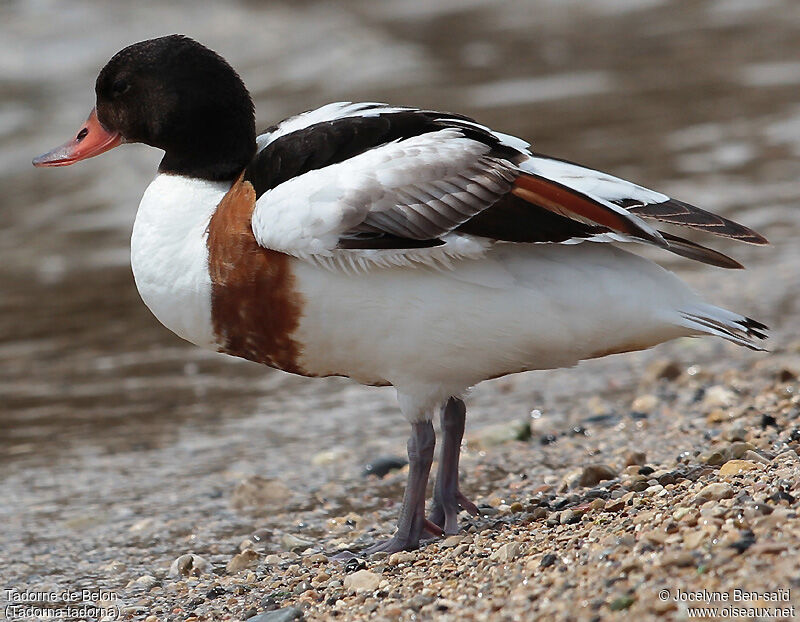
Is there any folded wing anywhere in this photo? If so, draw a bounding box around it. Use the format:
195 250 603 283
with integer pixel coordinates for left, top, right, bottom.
247 104 766 271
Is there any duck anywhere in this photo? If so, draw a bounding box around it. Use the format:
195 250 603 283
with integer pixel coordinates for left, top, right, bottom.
33 35 768 554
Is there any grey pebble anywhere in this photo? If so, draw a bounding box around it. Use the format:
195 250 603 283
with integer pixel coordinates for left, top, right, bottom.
247 607 305 622
362 456 408 478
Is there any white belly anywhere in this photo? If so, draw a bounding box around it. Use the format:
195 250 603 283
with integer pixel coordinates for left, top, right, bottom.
130 174 227 349
290 243 699 409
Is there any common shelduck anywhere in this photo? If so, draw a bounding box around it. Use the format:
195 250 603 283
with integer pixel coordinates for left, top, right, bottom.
33 35 768 554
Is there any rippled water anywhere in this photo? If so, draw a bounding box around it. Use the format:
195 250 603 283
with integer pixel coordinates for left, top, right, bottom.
1 0 799 551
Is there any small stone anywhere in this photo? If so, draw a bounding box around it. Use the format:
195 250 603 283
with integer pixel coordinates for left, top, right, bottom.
227 549 259 573
407 594 435 611
605 500 626 512
672 507 692 521
729 530 756 554
388 551 415 565
102 560 126 575
728 441 755 458
577 464 617 487
659 552 695 567
128 575 158 590
694 482 734 502
246 607 305 622
539 553 558 568
743 450 770 465
343 569 381 593
560 509 578 524
468 419 531 448
280 534 313 552
631 394 658 413
700 450 727 465
702 385 737 410
362 456 408 478
609 595 635 611
724 426 748 442
343 557 366 572
231 476 291 510
624 451 647 466
719 460 758 477
706 409 729 424
311 448 349 466
646 359 682 381
168 553 211 578
683 530 707 549
264 554 284 565
440 535 465 548
490 542 521 562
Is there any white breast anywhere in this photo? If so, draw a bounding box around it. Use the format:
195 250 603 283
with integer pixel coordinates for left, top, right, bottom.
130 174 228 349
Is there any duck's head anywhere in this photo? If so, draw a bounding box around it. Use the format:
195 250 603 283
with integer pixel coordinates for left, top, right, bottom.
33 35 256 181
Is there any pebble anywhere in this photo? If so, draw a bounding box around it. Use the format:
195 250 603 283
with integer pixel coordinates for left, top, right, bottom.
128 575 158 590
729 442 755 458
724 426 748 442
468 419 531 448
577 464 617 487
231 476 292 510
645 359 682 381
702 385 737 409
694 482 734 502
659 552 695 567
361 456 408 478
719 460 758 477
743 450 770 465
700 450 727 465
246 608 305 622
631 394 658 413
227 549 259 573
490 542 521 562
441 535 465 548
683 530 708 549
280 534 314 552
539 553 558 568
624 451 647 466
168 553 211 578
388 551 415 565
343 570 381 593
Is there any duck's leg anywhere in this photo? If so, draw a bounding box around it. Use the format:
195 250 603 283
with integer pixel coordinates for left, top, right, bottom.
428 397 479 534
360 419 440 554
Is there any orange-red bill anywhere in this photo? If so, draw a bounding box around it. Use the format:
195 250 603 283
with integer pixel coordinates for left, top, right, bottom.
32 108 122 167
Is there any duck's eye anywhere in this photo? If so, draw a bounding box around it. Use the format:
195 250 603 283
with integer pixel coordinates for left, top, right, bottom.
111 78 130 97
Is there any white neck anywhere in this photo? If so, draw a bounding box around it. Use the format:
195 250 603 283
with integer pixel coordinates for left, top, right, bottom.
130 174 228 348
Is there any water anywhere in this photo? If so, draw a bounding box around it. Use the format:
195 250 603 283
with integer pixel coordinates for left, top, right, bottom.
1 0 799 584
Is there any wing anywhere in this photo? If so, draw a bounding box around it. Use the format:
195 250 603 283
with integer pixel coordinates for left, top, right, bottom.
519 154 768 245
248 104 766 271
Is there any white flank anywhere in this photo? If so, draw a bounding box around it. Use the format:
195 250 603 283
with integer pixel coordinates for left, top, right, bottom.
131 174 227 349
288 242 719 420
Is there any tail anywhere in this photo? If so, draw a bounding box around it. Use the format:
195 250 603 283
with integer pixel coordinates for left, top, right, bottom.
678 303 768 351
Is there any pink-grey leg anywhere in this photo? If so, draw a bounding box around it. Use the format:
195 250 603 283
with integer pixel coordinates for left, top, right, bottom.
428 397 479 534
336 419 442 558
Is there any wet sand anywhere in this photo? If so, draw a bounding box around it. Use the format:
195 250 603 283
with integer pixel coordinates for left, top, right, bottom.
2 1 800 620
